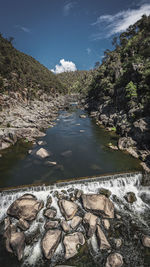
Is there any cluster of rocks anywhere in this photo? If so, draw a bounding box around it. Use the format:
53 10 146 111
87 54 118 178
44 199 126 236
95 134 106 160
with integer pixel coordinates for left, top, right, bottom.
2 187 150 266
0 93 71 153
87 104 150 173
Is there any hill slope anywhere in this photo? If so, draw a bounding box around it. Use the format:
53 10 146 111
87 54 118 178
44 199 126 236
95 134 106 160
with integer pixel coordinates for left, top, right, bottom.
0 34 66 99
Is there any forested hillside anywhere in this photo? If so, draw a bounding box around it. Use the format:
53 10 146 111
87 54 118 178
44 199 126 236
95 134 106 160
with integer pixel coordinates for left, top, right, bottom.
57 70 94 95
0 34 66 99
87 15 150 116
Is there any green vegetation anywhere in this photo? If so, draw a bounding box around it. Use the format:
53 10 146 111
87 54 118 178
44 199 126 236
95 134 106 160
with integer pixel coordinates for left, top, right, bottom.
57 70 94 95
0 34 67 98
87 15 150 115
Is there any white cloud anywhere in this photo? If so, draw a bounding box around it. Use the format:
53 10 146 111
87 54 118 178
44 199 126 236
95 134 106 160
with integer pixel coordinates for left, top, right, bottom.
51 59 77 74
63 1 75 16
86 48 91 55
92 4 150 40
15 25 31 33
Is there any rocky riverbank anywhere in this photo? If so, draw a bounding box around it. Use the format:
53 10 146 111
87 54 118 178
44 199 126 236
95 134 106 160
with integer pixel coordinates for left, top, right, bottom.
0 93 76 154
1 174 150 267
85 100 150 174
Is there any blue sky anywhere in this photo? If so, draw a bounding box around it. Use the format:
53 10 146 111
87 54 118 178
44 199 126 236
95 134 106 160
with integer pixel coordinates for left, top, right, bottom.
0 0 150 72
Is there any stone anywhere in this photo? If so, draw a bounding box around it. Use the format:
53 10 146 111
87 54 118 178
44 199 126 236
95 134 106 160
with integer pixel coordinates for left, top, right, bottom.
7 194 44 221
45 161 57 166
99 188 112 198
75 189 83 199
102 219 110 230
83 212 98 238
61 220 71 232
124 192 137 203
142 235 150 247
114 238 122 248
106 253 123 267
17 218 30 231
44 221 59 230
36 148 50 158
43 208 57 219
4 217 11 230
63 232 85 260
10 231 25 261
97 225 111 250
126 147 139 159
81 194 114 218
59 200 78 220
37 140 47 146
42 230 61 260
4 224 25 261
118 137 135 150
71 216 82 229
79 114 86 118
46 196 52 208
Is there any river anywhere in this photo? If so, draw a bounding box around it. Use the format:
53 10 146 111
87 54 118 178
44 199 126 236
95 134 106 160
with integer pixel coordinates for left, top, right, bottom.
0 105 141 188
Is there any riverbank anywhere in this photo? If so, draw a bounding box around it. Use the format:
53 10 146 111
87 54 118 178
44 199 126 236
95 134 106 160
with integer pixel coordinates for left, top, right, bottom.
0 93 78 154
85 99 150 174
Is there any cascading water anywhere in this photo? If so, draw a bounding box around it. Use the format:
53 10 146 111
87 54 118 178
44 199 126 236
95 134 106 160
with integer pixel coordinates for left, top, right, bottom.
0 172 150 267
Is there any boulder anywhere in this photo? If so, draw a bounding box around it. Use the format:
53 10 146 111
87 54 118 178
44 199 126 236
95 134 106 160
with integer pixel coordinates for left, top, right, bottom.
4 216 11 230
71 216 82 230
4 224 25 261
79 114 86 118
63 232 85 259
124 192 137 203
81 194 114 218
17 218 30 231
142 235 150 247
41 230 61 260
36 148 50 158
99 188 111 198
102 219 110 230
106 253 123 267
97 225 111 250
44 220 59 230
83 212 98 238
43 208 57 219
114 238 122 248
59 200 78 220
61 220 71 232
46 196 52 208
118 137 135 150
7 194 44 221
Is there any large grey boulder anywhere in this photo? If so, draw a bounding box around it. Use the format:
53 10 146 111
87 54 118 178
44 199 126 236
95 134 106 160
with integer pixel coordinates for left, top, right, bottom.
44 221 59 230
63 232 85 259
82 194 114 218
41 230 61 260
59 200 78 220
43 208 57 219
97 225 111 250
83 212 98 238
4 224 25 261
71 216 82 230
36 148 50 158
7 194 44 221
106 253 123 267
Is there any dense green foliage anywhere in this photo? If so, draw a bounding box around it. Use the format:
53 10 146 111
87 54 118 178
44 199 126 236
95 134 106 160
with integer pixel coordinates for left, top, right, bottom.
0 34 66 98
57 70 94 95
88 15 150 115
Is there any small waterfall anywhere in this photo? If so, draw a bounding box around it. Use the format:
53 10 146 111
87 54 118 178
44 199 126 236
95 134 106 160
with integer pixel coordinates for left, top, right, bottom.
0 172 150 266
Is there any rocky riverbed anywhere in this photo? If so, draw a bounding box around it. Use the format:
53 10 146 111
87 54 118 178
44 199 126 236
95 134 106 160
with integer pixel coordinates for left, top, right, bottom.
0 93 75 154
0 173 150 267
